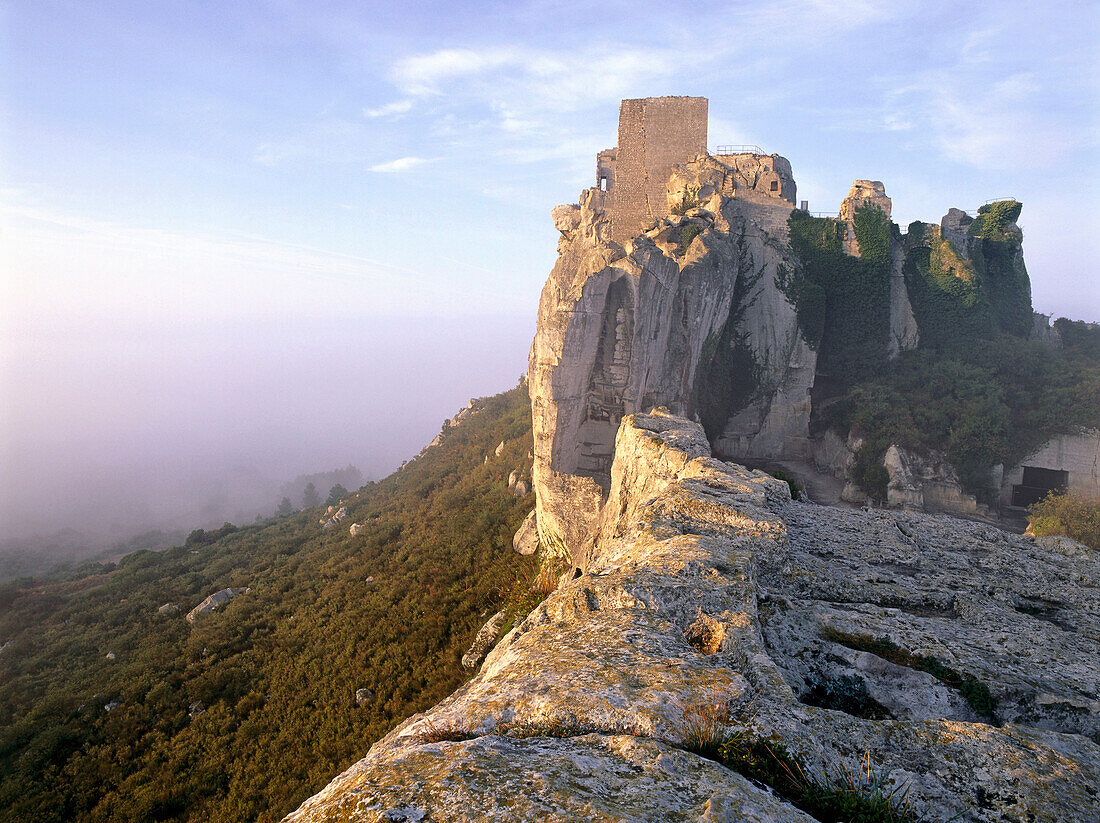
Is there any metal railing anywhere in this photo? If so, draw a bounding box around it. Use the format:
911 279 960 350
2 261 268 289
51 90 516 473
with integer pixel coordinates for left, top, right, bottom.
982 197 1018 205
713 144 766 155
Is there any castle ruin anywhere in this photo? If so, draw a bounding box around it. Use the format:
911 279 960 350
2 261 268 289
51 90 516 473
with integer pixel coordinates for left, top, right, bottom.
595 96 796 244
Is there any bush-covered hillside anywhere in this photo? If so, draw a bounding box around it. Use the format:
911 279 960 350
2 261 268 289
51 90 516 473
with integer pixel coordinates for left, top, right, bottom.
819 322 1100 502
785 200 1099 503
0 385 537 822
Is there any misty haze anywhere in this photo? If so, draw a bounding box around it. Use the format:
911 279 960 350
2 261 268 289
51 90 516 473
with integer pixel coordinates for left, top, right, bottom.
0 313 531 574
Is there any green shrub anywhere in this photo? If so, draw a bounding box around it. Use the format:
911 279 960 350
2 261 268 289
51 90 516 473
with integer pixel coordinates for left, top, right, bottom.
906 201 1030 347
1029 490 1100 550
820 335 1100 502
678 223 703 256
968 200 1022 241
767 469 803 501
670 184 700 216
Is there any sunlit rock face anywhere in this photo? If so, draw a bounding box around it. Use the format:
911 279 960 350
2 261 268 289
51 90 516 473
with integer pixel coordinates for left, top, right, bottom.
285 411 1100 823
529 158 815 568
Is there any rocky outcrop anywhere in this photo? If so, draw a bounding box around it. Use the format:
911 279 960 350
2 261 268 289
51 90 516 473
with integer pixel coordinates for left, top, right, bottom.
940 207 973 259
884 444 988 515
285 411 1100 822
1031 312 1062 347
511 509 538 555
839 179 891 259
321 507 348 530
529 159 815 567
186 587 250 623
460 611 507 669
888 222 920 355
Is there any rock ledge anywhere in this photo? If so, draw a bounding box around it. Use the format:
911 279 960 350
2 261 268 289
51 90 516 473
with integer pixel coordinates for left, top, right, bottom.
285 412 1099 823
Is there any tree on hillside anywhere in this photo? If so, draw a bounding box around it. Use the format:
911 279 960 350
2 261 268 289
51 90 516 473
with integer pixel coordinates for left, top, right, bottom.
276 497 294 517
302 482 321 508
327 484 348 506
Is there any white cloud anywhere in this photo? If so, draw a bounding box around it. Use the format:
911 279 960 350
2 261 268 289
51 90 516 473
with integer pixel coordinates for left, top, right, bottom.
391 44 675 112
364 99 414 118
369 156 432 173
883 69 1076 170
251 119 374 166
392 48 518 96
378 43 680 168
254 142 289 166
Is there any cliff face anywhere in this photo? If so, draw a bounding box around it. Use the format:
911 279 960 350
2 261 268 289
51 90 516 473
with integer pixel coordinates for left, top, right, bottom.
531 142 1043 554
530 158 815 568
285 411 1100 822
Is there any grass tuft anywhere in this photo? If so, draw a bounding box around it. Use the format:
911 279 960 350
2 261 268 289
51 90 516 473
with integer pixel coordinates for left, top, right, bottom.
699 734 917 822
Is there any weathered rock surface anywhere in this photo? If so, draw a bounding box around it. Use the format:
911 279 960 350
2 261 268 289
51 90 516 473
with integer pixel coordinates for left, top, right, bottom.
285 411 1100 822
884 444 988 515
940 207 973 258
186 587 250 623
322 506 348 530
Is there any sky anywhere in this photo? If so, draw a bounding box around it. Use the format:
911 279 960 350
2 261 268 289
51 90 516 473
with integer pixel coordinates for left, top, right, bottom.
1 0 1098 544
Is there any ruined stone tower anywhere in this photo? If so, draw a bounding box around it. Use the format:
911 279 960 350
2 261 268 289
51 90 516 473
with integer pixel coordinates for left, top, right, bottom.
598 96 709 244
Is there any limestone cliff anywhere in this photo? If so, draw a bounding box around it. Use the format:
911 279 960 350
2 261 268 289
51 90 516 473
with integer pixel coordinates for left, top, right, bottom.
285 411 1100 822
531 158 815 567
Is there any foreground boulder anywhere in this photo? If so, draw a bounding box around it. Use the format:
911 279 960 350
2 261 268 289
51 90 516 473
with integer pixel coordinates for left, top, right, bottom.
284 411 1100 822
511 509 538 555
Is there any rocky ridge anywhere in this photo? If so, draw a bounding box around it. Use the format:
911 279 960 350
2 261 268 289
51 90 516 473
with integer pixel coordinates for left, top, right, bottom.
285 411 1100 822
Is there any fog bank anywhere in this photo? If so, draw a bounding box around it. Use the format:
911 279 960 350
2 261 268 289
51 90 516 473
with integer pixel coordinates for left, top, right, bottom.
1 313 534 555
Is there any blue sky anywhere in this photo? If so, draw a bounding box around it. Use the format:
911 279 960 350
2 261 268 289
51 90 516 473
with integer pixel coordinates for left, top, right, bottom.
4 0 1098 323
1 0 1098 540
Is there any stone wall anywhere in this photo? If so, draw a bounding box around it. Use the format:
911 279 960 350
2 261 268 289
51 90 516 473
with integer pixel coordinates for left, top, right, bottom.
611 96 708 245
712 152 796 205
595 148 616 195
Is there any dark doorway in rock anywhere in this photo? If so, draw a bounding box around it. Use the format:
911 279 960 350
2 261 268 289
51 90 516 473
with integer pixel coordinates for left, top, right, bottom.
1011 466 1068 508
